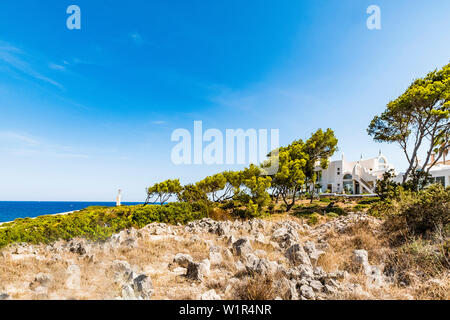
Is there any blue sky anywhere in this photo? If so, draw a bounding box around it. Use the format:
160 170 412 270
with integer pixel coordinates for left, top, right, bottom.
0 1 449 201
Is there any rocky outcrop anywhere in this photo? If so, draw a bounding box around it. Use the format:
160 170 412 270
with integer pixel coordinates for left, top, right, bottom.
232 238 253 256
186 259 210 281
1 213 441 300
0 293 10 300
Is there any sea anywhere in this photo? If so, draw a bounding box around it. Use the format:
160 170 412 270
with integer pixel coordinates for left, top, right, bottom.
0 201 144 223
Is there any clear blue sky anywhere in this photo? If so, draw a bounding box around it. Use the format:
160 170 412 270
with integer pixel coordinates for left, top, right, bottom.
1 1 449 201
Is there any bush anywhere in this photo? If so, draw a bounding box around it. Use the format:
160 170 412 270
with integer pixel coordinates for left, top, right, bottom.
380 184 450 239
324 206 347 216
358 197 380 205
307 213 321 225
326 212 339 218
353 204 370 211
402 184 449 236
0 202 208 249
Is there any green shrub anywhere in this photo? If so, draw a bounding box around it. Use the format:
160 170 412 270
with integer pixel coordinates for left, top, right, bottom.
324 206 346 216
353 204 370 211
0 202 208 249
326 212 339 218
307 213 321 225
379 184 450 239
358 197 380 205
319 198 332 203
402 184 449 236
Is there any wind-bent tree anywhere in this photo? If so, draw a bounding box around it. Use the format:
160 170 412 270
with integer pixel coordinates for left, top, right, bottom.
236 164 272 213
368 63 450 186
144 179 183 205
177 184 208 204
303 128 338 202
197 171 243 203
196 173 227 202
266 128 337 210
222 170 244 201
269 139 307 211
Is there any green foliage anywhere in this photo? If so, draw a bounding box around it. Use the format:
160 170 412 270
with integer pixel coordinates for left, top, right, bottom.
326 212 339 218
374 184 449 238
368 63 450 187
267 128 338 211
353 204 370 211
374 170 402 201
197 173 227 202
357 197 381 205
196 171 243 203
234 165 272 215
145 179 183 204
307 213 321 225
290 203 321 216
402 184 450 236
177 184 209 204
324 206 347 216
303 128 338 201
0 203 207 249
269 138 307 211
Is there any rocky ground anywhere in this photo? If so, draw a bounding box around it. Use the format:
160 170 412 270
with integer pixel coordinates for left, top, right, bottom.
0 213 448 300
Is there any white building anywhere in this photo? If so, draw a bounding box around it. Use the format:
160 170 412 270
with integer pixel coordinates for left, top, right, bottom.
428 164 450 187
316 149 450 195
316 151 394 194
426 147 450 187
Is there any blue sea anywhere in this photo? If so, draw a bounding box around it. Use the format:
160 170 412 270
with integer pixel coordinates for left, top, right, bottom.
0 202 144 223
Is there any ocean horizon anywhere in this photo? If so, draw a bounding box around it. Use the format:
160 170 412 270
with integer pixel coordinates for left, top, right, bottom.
0 201 145 223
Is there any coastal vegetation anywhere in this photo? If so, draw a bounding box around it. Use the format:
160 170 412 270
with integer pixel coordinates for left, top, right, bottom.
0 203 207 249
368 62 450 188
0 65 449 300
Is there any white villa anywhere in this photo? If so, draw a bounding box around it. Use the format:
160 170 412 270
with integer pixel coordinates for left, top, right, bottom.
316 149 450 195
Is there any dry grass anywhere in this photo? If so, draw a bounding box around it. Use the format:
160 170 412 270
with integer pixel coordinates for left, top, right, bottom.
234 275 276 300
413 279 450 300
317 221 385 273
0 213 448 300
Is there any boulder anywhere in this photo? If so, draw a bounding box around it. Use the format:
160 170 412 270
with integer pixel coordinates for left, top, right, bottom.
0 293 10 300
271 226 299 248
209 250 223 265
299 284 315 300
121 284 137 300
30 273 53 290
66 264 81 290
297 264 314 279
303 241 325 265
309 280 324 292
132 274 153 299
215 222 231 236
232 238 253 257
112 260 135 283
69 239 86 255
200 289 221 300
285 244 311 266
110 229 139 249
323 284 337 294
245 254 273 276
186 259 210 281
171 253 194 269
352 250 370 273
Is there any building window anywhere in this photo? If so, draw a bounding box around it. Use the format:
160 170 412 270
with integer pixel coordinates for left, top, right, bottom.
343 174 352 180
436 176 445 187
379 157 386 170
343 181 353 193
